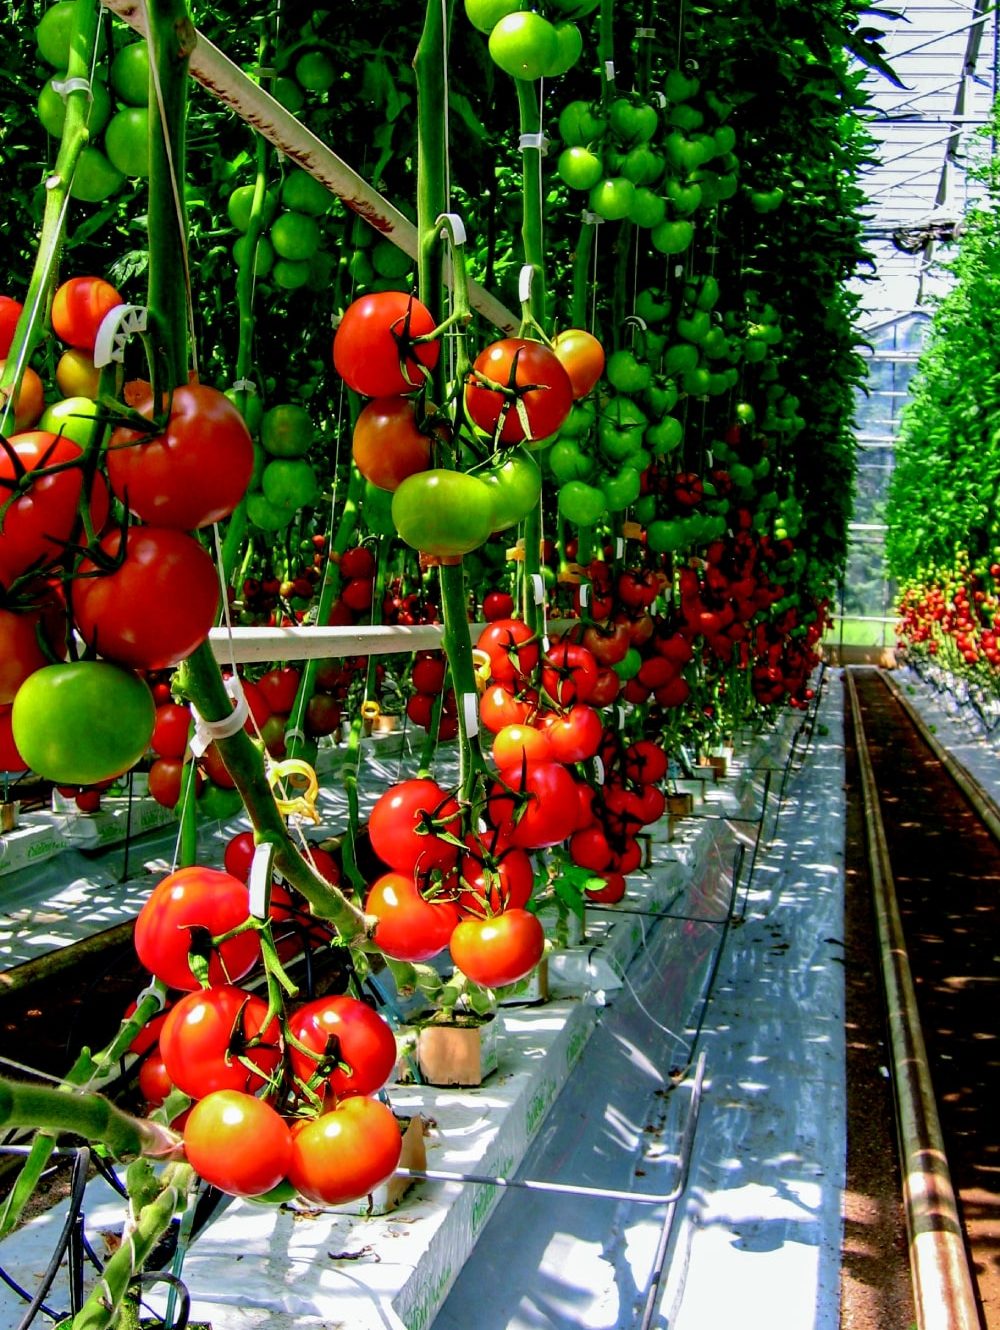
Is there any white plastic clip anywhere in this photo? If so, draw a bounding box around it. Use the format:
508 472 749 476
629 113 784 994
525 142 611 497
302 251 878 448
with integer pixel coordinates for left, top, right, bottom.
615 537 625 559
518 131 548 156
284 726 307 746
518 264 535 304
579 583 591 608
604 60 616 81
462 692 479 739
51 76 92 99
190 676 249 757
438 211 467 245
92 303 147 368
530 572 546 605
231 378 258 395
616 704 626 728
582 210 605 225
248 841 276 920
594 756 606 784
636 27 656 39
653 90 668 108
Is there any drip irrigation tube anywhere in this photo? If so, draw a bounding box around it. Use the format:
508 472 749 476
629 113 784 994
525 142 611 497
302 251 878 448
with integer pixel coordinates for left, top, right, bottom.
845 668 983 1330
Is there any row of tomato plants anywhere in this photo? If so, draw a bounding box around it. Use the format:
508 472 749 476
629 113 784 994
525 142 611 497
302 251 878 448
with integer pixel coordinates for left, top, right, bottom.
0 0 876 1322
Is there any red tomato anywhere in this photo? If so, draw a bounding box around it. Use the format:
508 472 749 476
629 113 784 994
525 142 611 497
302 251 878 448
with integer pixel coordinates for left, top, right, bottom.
51 276 123 352
479 682 538 734
0 600 67 705
352 396 433 490
584 871 627 904
134 865 260 991
256 666 301 715
411 653 446 695
287 995 397 1099
488 762 580 849
624 739 668 784
466 339 573 444
491 722 550 769
483 590 515 621
541 642 599 706
150 701 192 759
72 526 219 670
0 705 27 771
569 825 615 872
223 830 255 880
367 778 462 876
589 667 622 706
159 984 281 1099
0 432 109 588
458 847 535 916
581 620 631 666
0 295 22 357
138 1052 173 1107
366 871 461 962
184 1090 292 1198
449 908 545 988
200 740 237 788
541 704 603 764
125 1003 169 1057
148 756 202 808
288 1097 402 1204
552 328 605 399
106 384 254 530
477 618 539 683
333 292 440 398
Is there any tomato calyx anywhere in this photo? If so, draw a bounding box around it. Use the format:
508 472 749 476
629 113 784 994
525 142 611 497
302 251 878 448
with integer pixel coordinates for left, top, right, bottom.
467 344 553 446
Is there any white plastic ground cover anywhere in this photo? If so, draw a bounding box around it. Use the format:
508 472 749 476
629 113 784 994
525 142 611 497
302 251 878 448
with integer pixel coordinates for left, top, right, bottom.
658 672 847 1330
0 720 794 1330
893 664 1000 806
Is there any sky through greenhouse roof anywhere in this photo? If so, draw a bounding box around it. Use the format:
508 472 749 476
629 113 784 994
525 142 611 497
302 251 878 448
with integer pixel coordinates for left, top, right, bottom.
853 0 997 327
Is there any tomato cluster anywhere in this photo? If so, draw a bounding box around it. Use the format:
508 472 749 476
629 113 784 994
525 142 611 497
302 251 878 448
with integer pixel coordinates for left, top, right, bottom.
129 858 404 1203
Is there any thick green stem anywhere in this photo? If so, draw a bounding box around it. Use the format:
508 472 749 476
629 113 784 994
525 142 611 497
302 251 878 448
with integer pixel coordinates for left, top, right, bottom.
439 561 489 801
570 220 596 331
71 1164 194 1330
515 79 547 325
598 0 616 111
0 1076 179 1159
413 0 449 339
0 0 102 432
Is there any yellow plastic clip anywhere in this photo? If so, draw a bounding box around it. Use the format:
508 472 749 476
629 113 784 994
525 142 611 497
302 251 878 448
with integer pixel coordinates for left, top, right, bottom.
361 699 381 720
472 648 493 691
506 539 526 563
268 759 321 824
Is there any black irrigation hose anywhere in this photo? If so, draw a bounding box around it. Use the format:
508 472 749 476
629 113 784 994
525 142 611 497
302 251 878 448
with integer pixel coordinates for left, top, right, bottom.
7 1147 90 1330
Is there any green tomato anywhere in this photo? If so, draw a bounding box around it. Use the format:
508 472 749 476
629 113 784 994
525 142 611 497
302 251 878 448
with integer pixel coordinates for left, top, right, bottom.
295 50 336 92
362 479 397 537
110 41 149 106
488 12 558 79
227 185 279 233
559 400 596 439
12 661 154 785
558 100 607 146
549 438 593 483
663 343 699 376
663 68 700 102
602 465 641 512
588 178 636 222
392 470 496 557
37 73 111 137
36 0 103 67
628 188 666 229
464 0 523 33
606 350 651 396
633 494 657 525
545 22 583 76
634 289 671 324
651 218 694 256
598 396 648 461
621 146 663 187
261 458 320 511
481 450 542 532
371 238 413 279
69 148 123 203
558 147 603 191
270 211 321 262
246 491 294 531
613 646 643 680
749 187 784 213
702 327 730 360
675 309 711 344
38 396 100 447
261 403 313 457
645 378 679 415
646 519 688 554
683 366 711 397
714 124 737 155
104 106 150 178
663 178 702 215
644 415 683 456
233 234 274 279
281 168 332 216
558 480 606 528
667 103 704 132
729 462 754 489
197 782 246 822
